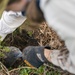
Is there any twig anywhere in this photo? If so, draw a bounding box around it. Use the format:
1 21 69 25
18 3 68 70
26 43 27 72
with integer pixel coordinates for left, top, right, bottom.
8 66 37 73
0 62 10 75
43 66 48 75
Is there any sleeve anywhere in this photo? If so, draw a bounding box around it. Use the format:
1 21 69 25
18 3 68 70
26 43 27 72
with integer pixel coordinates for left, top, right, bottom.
0 11 26 41
40 0 75 74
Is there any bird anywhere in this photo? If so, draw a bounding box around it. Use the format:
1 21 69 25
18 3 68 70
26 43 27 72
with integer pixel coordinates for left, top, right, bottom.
3 46 22 67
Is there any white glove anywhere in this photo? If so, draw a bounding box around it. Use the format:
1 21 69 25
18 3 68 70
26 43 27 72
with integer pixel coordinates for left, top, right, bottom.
0 11 26 41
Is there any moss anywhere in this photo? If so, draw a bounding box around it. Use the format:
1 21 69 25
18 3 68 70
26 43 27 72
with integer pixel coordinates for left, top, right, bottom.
3 47 10 52
0 46 10 58
0 52 5 57
0 37 10 58
27 31 33 37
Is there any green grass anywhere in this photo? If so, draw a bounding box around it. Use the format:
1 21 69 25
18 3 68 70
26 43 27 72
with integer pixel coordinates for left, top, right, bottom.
19 66 61 75
19 66 45 75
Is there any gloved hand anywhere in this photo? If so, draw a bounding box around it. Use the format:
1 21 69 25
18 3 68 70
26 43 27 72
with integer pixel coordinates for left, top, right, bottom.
3 46 22 67
22 46 51 68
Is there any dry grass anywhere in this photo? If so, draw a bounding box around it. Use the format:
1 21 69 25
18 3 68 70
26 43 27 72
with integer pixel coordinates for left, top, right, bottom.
34 22 65 49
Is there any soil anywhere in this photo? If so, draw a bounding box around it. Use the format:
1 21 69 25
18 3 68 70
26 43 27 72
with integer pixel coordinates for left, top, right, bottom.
2 30 39 50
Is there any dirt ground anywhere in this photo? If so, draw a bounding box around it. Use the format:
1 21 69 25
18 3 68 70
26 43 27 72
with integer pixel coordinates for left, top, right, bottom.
0 22 74 75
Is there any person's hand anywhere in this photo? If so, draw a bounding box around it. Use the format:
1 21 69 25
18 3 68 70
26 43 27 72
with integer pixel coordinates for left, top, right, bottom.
22 46 51 68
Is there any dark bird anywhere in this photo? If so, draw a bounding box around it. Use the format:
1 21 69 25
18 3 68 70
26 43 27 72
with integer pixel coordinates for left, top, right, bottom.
3 46 22 67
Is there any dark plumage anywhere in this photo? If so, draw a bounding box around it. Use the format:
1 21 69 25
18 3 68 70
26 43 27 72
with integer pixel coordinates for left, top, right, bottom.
3 46 22 67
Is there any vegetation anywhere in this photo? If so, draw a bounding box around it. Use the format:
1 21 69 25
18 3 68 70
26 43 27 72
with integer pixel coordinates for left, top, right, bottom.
0 21 72 75
0 0 73 75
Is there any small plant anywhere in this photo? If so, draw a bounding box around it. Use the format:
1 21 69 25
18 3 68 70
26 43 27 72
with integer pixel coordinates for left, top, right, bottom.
27 31 33 37
0 36 10 59
19 66 45 75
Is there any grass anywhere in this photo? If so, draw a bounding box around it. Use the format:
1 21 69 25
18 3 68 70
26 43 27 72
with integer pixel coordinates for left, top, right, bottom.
19 66 61 75
19 66 45 75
